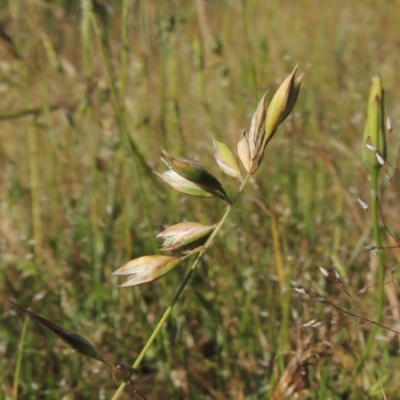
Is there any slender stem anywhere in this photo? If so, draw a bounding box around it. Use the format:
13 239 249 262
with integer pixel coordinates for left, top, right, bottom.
12 316 29 399
327 300 400 335
343 169 385 392
119 0 129 104
241 0 258 99
81 0 93 75
111 175 251 400
23 67 42 266
370 170 385 322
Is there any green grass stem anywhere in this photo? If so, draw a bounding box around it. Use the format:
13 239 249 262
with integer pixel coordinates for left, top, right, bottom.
342 169 385 392
11 316 29 400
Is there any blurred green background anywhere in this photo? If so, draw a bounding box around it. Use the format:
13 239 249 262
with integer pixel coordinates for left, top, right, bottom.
1 0 400 399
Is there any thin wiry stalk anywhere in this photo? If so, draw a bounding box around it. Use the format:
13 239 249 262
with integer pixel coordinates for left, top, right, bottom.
119 0 130 104
81 0 93 75
351 169 386 379
12 316 29 400
298 286 400 336
24 68 42 266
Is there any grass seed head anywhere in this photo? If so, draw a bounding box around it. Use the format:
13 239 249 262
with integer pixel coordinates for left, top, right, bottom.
237 128 251 173
386 114 393 132
112 255 182 287
319 266 329 278
154 169 216 198
291 280 303 288
248 92 267 160
157 222 214 252
357 197 369 210
157 150 230 203
263 64 303 149
213 139 243 179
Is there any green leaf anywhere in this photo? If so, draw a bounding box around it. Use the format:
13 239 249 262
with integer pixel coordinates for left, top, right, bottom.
2 295 111 367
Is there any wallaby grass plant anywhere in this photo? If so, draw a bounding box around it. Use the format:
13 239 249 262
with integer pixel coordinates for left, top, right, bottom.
2 1 400 399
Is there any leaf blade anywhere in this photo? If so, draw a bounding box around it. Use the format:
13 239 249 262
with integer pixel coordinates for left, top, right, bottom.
2 295 111 367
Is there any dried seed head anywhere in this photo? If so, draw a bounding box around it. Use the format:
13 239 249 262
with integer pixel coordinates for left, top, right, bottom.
358 287 367 295
376 152 385 166
154 170 215 198
237 66 302 176
158 150 230 203
248 92 267 161
237 129 251 173
264 65 303 149
112 255 182 287
357 197 369 210
364 244 376 251
333 269 342 284
311 321 324 328
303 319 317 327
157 222 214 252
365 143 378 153
291 280 303 288
316 297 327 303
302 319 323 328
319 267 329 278
386 114 393 132
156 222 203 238
295 288 308 295
213 139 243 179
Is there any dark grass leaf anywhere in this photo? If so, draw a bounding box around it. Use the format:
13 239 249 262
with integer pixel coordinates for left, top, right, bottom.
2 295 111 367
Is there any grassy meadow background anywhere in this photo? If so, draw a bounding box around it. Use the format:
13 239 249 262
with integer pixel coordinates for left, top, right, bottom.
1 0 400 399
